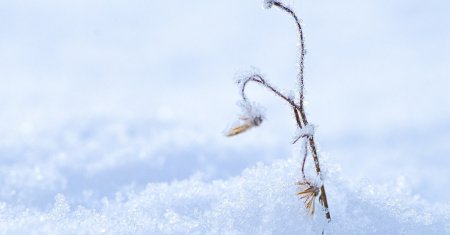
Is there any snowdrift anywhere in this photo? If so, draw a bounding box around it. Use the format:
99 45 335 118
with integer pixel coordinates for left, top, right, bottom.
0 153 447 234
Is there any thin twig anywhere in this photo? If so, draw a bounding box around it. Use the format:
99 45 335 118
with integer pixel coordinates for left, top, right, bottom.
301 138 308 181
293 106 303 129
293 107 307 180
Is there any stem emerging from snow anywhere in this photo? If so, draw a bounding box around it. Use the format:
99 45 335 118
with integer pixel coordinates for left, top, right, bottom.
273 1 331 222
231 0 332 223
273 1 331 221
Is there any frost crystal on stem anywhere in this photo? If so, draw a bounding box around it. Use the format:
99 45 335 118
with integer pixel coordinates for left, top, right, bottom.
263 0 275 9
292 124 315 144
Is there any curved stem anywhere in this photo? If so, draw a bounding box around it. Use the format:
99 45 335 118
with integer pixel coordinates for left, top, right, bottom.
239 74 302 112
273 1 308 125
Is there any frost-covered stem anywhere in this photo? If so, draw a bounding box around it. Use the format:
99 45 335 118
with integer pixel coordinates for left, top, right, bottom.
273 1 307 124
240 73 331 220
239 74 303 112
309 136 331 221
301 138 308 181
293 106 303 129
293 108 307 180
273 1 331 221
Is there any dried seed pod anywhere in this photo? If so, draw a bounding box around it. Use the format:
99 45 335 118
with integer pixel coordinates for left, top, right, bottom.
225 101 264 137
297 180 320 215
226 123 253 137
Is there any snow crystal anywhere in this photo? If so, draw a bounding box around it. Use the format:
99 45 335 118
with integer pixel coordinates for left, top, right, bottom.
297 124 315 138
293 124 315 144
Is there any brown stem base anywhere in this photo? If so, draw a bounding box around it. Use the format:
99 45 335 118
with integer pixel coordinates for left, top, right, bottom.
295 109 331 221
309 137 331 221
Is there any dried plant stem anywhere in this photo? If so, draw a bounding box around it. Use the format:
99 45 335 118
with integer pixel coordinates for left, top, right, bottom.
273 1 307 122
301 139 308 181
295 108 331 221
293 106 303 129
293 107 307 181
236 0 331 222
241 75 331 221
274 1 331 221
239 74 302 112
308 136 331 221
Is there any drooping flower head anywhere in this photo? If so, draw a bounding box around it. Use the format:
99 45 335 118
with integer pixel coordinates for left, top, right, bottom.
225 101 264 137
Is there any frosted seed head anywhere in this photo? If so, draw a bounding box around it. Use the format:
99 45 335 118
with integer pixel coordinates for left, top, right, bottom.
224 101 265 137
263 0 275 9
239 101 265 124
251 115 263 126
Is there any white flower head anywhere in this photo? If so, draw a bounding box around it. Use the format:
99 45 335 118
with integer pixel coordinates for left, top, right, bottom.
225 101 265 137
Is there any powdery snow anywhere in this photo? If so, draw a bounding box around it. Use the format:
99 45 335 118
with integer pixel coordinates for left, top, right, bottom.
0 143 447 234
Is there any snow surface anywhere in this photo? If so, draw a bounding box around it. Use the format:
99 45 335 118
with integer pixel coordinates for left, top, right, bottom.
0 120 448 234
0 147 448 234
